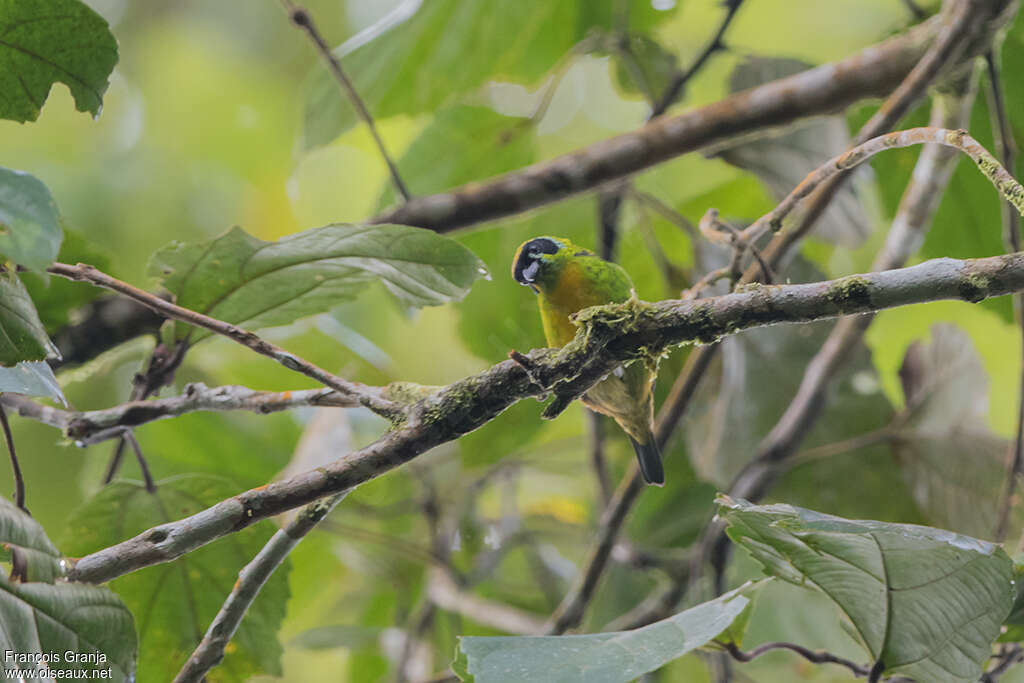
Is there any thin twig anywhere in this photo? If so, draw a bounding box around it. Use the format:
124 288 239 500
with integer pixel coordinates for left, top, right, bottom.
587 412 612 504
47 262 402 420
281 1 410 201
652 0 745 117
174 493 346 683
0 406 24 511
987 47 1024 542
122 430 156 494
718 640 870 678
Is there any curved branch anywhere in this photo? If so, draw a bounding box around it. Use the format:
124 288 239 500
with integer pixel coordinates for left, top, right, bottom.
66 250 1024 584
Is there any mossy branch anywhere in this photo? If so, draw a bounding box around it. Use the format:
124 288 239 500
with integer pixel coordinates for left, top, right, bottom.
64 250 1024 584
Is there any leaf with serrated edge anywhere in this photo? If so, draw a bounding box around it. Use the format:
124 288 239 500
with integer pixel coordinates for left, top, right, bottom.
0 270 59 366
0 0 118 122
453 585 751 682
148 224 488 343
719 495 1015 682
0 580 136 681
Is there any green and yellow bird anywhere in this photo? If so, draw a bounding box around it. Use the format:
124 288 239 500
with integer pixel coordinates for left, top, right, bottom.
513 236 664 486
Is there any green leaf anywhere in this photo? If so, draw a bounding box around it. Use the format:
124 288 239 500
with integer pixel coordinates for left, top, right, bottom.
0 494 61 582
0 269 59 366
609 34 680 101
0 580 136 681
302 0 675 148
62 475 290 682
378 105 534 210
891 323 1017 538
148 224 488 343
0 360 65 404
0 0 118 122
453 585 751 682
719 496 1015 682
0 167 62 271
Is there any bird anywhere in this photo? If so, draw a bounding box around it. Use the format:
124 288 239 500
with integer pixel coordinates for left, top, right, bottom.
512 236 664 486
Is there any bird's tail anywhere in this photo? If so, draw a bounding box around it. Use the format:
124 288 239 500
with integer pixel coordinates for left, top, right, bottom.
629 435 664 486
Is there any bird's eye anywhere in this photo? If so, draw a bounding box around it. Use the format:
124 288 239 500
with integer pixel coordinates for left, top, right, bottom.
528 248 540 257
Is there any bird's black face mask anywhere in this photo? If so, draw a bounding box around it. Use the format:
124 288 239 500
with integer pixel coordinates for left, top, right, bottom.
513 237 560 290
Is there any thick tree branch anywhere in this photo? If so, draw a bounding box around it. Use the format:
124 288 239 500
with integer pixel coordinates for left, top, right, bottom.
370 1 1016 233
46 262 402 420
0 383 359 446
174 493 346 683
65 250 1024 584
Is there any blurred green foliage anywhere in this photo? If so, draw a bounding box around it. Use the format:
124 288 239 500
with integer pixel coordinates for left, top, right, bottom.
6 0 1024 680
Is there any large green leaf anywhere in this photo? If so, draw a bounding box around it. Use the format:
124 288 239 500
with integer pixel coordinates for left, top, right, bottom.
302 0 674 148
62 476 290 683
0 0 118 122
684 254 894 489
0 167 63 271
719 496 1015 682
378 105 534 209
148 224 488 342
0 269 59 366
453 585 751 683
0 580 136 682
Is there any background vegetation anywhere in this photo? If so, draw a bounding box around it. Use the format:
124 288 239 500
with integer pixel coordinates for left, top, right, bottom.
5 0 1024 681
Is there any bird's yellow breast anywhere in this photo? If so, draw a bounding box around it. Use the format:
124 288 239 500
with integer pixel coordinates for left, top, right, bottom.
537 260 608 347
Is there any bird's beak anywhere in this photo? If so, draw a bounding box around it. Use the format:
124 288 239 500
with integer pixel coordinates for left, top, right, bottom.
521 259 540 283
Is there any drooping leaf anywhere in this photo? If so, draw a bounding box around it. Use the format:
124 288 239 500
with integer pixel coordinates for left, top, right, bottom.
148 224 488 343
453 585 752 683
716 57 878 247
0 269 59 366
0 360 65 404
378 105 534 210
0 494 61 582
0 0 118 122
302 0 675 148
62 475 290 683
0 580 136 681
684 254 894 489
0 167 63 271
719 495 1015 682
890 323 1016 538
